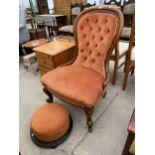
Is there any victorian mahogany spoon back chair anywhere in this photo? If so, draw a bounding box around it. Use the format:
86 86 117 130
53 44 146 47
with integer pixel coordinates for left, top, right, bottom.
41 6 124 132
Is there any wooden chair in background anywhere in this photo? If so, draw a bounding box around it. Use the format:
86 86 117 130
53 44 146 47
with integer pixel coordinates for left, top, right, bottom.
58 3 83 35
122 15 135 90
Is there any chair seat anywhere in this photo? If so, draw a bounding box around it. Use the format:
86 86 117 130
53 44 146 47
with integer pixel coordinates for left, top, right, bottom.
121 27 131 39
59 25 74 34
41 65 104 107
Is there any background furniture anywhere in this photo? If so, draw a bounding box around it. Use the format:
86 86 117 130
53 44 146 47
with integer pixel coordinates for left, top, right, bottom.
121 2 135 41
19 8 30 56
35 14 67 36
58 3 82 35
28 28 47 40
33 38 75 76
23 39 48 74
36 0 49 14
122 14 135 90
104 0 121 6
58 2 96 35
24 39 48 54
122 110 135 155
41 6 123 132
110 41 129 85
53 0 87 24
19 8 30 44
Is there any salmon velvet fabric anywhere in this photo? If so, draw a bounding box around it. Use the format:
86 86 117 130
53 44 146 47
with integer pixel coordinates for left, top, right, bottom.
41 65 104 107
41 12 117 107
74 13 117 77
31 104 70 142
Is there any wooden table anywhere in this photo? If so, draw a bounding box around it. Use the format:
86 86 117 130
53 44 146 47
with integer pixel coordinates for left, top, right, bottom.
33 38 75 76
35 14 67 35
122 110 135 155
24 39 48 54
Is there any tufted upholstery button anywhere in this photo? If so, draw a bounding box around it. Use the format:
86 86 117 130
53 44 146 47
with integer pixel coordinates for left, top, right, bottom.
99 27 101 31
93 35 95 39
106 29 110 33
83 34 86 38
105 19 108 23
81 26 84 30
89 50 92 54
86 18 89 22
90 27 93 31
84 57 87 60
81 49 84 53
97 52 101 56
100 36 104 40
91 59 95 63
87 42 90 46
96 19 98 23
95 44 98 47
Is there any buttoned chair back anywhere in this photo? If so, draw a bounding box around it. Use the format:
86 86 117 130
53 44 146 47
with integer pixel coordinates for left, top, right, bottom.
42 6 123 132
73 6 123 78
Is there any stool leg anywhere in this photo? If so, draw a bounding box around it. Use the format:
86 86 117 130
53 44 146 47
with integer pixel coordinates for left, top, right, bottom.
43 87 53 103
84 107 94 133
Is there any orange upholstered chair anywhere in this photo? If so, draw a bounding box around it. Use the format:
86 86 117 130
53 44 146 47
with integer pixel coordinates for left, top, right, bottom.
41 6 123 132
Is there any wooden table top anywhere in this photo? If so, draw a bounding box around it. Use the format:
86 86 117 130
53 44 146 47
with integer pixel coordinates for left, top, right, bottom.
128 110 135 134
33 38 75 56
23 39 48 49
36 14 67 17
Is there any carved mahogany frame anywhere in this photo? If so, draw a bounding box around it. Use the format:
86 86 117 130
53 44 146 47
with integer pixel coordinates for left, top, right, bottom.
42 6 123 132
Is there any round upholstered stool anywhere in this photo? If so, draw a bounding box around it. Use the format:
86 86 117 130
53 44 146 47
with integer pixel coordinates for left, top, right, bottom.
30 103 72 148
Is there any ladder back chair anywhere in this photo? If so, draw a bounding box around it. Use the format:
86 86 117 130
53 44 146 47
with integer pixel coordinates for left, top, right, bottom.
122 14 135 90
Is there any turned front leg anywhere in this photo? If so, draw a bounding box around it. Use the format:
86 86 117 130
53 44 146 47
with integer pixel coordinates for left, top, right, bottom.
43 87 53 103
84 107 94 133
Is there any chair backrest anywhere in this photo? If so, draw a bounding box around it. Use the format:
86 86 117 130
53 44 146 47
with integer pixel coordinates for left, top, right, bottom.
82 3 96 11
127 14 135 59
73 6 123 78
70 3 83 24
123 3 135 15
104 0 121 6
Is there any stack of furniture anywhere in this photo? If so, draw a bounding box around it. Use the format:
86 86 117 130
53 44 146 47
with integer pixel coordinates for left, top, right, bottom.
19 8 30 56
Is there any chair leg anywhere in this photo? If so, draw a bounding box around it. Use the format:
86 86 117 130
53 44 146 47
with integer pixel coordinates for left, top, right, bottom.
84 107 94 133
131 67 135 75
112 58 118 85
122 65 130 90
43 87 53 103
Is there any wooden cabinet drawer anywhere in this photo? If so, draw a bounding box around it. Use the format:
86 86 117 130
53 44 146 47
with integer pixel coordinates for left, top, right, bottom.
36 52 54 69
39 66 51 76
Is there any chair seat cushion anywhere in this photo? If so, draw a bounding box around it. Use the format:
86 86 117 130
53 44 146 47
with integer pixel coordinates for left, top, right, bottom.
121 27 131 39
59 25 74 34
41 65 104 107
31 103 70 142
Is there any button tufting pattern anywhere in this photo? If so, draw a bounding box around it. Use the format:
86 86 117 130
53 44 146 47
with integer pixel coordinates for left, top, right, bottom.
74 12 117 76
